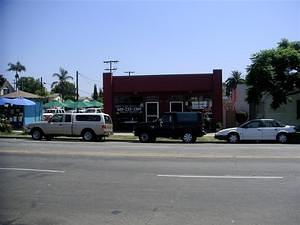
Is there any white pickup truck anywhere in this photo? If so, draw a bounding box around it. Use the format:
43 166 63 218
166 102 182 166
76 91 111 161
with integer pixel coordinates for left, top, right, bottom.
43 108 65 121
25 113 113 141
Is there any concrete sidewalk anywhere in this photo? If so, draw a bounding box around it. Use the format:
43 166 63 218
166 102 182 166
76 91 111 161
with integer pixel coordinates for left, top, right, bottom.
113 132 216 136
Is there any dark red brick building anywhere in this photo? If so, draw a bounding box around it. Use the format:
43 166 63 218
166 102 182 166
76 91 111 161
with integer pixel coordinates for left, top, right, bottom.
103 69 222 131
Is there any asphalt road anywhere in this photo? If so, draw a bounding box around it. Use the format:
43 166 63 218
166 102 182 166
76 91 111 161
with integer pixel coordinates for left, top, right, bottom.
0 138 300 225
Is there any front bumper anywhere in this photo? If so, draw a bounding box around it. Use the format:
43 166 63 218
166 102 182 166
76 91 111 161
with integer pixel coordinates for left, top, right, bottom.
24 127 31 134
214 134 228 140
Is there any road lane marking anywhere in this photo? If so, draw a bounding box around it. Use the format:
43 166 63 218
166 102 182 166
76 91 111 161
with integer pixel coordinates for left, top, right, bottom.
0 167 65 173
1 149 300 160
157 175 283 179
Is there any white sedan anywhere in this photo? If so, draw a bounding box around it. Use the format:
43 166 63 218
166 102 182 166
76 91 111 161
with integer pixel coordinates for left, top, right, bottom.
215 119 296 143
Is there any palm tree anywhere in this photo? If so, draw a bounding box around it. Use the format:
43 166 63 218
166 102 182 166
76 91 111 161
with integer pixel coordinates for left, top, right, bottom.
51 67 73 100
7 61 26 90
225 70 245 97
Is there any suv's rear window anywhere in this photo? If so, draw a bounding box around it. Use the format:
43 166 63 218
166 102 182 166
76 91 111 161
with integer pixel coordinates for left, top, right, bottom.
176 113 199 123
76 115 101 121
104 115 112 124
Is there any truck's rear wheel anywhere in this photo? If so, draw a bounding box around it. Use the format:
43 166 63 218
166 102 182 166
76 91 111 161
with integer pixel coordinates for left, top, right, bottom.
82 130 95 141
182 132 196 143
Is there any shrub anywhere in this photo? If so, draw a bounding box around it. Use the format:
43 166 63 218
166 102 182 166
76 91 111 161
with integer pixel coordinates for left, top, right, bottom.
0 115 12 133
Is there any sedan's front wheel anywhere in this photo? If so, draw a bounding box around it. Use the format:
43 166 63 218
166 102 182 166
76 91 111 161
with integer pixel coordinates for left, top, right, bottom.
227 133 240 143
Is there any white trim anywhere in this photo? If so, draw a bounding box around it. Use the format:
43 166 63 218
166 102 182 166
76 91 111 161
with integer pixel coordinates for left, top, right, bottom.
157 174 283 179
169 101 183 112
0 167 65 173
145 102 159 122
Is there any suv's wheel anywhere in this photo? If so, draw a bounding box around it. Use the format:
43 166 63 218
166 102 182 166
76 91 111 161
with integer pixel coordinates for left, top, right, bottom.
82 129 95 141
139 132 151 143
277 133 288 144
227 133 239 143
182 132 195 143
31 128 43 140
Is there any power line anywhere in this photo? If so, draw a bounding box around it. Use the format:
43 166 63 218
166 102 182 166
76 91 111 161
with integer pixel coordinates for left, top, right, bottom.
79 88 91 95
79 73 100 83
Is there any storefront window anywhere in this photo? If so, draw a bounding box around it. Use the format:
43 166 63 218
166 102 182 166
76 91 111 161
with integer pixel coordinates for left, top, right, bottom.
114 95 144 131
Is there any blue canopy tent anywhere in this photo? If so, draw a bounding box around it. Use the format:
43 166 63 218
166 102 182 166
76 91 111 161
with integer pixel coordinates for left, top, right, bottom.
0 97 14 105
0 91 42 128
10 97 36 106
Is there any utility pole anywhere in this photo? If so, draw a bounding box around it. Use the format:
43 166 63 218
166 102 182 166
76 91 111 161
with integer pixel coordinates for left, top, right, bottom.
124 71 135 76
40 77 43 88
76 71 79 101
13 80 16 91
103 60 119 73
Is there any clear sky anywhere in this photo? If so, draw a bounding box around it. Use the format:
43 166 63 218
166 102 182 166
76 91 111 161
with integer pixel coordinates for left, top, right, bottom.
1 0 299 97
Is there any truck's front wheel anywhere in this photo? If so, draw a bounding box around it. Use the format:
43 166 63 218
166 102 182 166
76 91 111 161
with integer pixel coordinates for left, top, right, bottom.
31 128 43 140
139 132 151 143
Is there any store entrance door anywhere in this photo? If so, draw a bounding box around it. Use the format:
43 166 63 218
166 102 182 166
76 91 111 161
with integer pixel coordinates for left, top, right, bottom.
145 102 159 122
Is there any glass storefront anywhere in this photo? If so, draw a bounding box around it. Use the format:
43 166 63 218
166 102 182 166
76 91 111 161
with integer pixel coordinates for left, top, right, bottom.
113 95 213 131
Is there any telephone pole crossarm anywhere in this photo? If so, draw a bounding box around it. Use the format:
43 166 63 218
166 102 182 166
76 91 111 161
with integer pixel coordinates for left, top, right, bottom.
103 60 119 73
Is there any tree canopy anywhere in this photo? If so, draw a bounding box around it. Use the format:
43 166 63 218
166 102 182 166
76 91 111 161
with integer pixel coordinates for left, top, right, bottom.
7 61 26 77
7 62 26 90
246 39 300 109
0 75 6 87
92 84 98 100
17 77 47 96
51 81 76 100
225 70 244 97
51 67 74 100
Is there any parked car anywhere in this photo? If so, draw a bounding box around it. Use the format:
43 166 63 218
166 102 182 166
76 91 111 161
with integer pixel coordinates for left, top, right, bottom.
134 112 205 143
43 108 65 121
215 119 296 143
25 113 113 141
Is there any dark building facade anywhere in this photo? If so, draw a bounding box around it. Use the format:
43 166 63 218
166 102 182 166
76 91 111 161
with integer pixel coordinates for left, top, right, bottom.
103 69 222 131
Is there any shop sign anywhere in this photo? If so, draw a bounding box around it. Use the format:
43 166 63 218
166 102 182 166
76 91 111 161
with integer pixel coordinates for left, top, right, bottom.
115 104 143 114
192 101 208 109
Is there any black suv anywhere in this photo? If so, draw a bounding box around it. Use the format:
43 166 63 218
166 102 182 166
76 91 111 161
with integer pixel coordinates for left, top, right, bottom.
134 112 205 143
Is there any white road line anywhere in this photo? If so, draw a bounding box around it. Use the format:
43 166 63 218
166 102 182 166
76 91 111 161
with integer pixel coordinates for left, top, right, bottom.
0 167 65 173
157 175 283 179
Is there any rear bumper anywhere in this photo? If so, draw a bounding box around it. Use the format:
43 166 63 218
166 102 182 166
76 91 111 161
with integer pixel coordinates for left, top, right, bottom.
103 131 113 136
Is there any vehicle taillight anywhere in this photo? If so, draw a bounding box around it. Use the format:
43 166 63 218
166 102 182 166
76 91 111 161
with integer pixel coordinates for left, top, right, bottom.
102 125 107 129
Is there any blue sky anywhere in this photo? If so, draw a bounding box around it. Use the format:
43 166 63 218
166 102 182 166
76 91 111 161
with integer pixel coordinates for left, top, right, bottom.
1 0 299 97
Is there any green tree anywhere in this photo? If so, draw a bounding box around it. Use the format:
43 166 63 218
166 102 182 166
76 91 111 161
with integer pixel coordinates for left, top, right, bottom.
17 77 47 96
246 39 300 110
51 67 73 100
7 61 26 90
98 87 104 101
225 70 244 97
51 82 76 100
0 75 6 87
92 84 98 100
